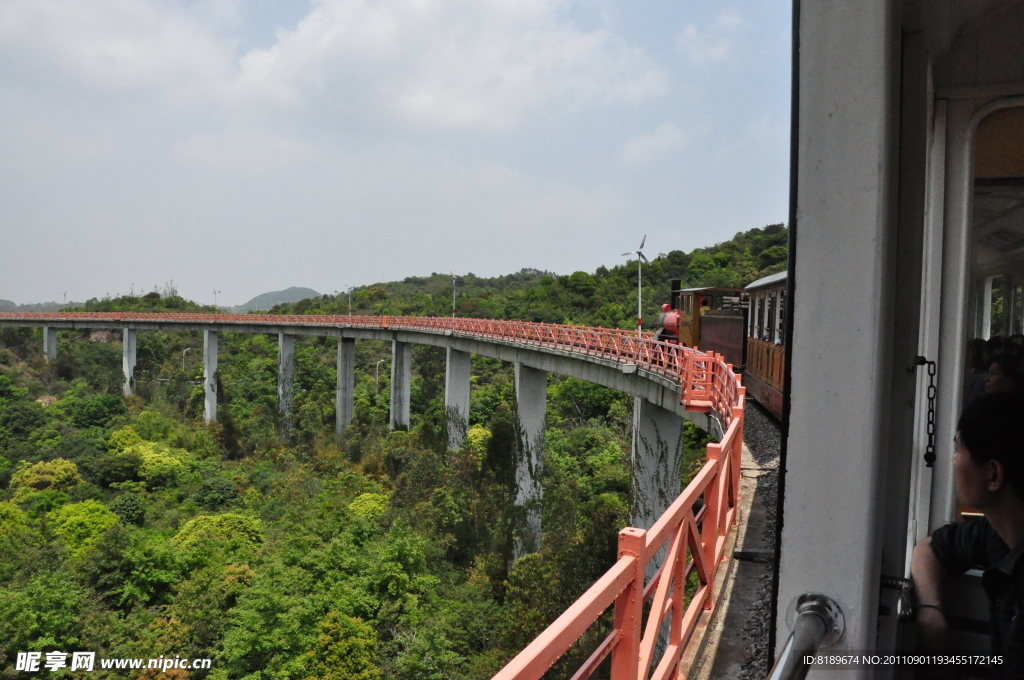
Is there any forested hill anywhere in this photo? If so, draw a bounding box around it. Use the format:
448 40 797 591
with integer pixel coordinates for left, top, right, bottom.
269 224 788 329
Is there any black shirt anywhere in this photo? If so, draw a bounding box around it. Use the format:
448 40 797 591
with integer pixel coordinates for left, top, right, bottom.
930 517 1024 676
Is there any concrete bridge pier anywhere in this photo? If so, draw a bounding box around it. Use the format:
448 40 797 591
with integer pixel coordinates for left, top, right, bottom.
43 327 57 361
631 397 684 572
445 348 472 450
514 362 547 559
203 330 218 424
122 328 137 396
336 338 356 435
278 333 296 436
390 340 412 430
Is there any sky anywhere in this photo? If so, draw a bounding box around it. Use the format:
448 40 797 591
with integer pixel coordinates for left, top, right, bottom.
0 0 792 307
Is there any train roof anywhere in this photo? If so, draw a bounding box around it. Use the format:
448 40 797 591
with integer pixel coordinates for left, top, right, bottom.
677 286 745 294
745 270 788 291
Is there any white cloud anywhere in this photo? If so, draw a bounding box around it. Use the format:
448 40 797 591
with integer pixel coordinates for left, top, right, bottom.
0 0 666 132
621 122 689 166
0 0 234 109
233 0 667 131
676 9 743 65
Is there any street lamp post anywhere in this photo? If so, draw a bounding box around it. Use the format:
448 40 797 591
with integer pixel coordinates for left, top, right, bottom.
376 359 386 393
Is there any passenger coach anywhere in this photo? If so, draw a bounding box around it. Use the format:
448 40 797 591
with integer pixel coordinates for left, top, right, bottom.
744 271 787 419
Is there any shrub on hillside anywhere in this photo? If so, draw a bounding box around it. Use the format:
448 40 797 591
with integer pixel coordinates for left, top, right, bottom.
51 500 119 555
173 513 263 557
193 478 241 510
72 394 127 429
109 494 146 526
10 459 83 501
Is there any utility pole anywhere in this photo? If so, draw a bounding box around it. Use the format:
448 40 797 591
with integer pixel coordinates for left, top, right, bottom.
451 273 457 318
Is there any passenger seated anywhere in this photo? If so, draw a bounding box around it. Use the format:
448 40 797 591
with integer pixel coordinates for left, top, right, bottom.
911 393 1024 678
986 352 1024 394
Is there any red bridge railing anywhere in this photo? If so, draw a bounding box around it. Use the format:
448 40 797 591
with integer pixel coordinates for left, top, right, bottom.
1 312 745 677
492 395 743 680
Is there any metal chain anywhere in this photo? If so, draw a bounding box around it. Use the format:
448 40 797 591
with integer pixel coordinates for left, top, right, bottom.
915 356 937 468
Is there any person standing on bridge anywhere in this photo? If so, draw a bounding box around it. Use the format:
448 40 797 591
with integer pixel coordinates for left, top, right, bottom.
911 392 1024 678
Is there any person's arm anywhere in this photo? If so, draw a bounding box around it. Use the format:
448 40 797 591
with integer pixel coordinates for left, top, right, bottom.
910 537 949 652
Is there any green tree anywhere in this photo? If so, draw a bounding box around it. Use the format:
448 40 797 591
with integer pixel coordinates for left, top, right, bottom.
0 571 87 656
109 493 146 525
51 500 119 555
10 458 83 501
72 394 127 428
174 512 263 557
77 524 180 609
302 612 381 680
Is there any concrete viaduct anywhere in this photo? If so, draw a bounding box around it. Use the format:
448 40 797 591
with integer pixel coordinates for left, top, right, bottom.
0 312 732 554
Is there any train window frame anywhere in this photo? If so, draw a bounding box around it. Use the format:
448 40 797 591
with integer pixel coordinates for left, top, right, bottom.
749 294 758 338
777 290 786 344
753 292 761 337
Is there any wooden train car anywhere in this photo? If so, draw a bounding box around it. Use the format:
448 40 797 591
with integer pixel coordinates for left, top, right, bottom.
669 281 747 369
742 271 787 419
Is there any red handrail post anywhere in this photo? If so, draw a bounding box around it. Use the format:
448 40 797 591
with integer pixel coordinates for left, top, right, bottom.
700 442 723 610
731 402 745 525
610 528 645 680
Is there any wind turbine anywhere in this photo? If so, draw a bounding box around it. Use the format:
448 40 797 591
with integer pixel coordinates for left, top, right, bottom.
622 236 649 338
213 290 221 307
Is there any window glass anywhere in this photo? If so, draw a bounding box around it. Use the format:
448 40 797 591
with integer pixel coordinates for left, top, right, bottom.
966 107 1024 402
757 294 766 338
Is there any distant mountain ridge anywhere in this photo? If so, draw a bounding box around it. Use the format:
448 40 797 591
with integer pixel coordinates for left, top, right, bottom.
0 299 83 312
228 287 321 313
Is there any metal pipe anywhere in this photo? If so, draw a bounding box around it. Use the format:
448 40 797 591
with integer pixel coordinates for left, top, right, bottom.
765 594 842 680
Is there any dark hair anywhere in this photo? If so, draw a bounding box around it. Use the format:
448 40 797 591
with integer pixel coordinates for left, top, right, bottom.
989 352 1024 391
957 392 1024 499
972 338 988 370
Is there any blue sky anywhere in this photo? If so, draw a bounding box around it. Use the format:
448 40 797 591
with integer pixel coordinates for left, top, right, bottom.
0 0 791 306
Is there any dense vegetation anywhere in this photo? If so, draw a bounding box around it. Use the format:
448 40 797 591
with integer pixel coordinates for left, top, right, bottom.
0 225 784 680
268 224 788 328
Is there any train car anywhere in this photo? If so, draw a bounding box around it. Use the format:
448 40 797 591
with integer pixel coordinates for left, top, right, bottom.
742 270 787 420
669 280 747 369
